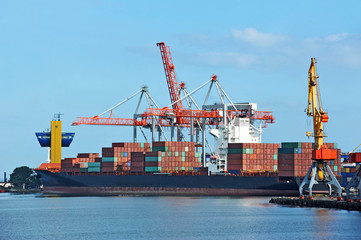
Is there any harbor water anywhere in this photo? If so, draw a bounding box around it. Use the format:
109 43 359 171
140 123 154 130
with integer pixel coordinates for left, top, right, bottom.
1 193 361 240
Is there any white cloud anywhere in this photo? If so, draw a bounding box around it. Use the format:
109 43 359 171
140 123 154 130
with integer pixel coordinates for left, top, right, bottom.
187 28 361 70
231 27 288 47
302 33 361 68
325 33 349 42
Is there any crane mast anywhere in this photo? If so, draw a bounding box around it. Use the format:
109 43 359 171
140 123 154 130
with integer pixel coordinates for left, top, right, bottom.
299 58 342 198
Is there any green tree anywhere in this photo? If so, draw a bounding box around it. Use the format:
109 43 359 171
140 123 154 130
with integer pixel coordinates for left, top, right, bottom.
10 166 41 189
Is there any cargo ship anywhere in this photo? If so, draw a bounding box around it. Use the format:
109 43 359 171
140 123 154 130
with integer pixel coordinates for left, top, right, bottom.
35 141 342 197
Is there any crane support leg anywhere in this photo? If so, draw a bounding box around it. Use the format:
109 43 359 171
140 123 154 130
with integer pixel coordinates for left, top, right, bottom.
345 166 361 199
299 161 342 197
151 116 155 142
202 118 206 167
133 126 137 143
190 117 194 142
158 126 162 141
170 119 175 141
299 162 317 196
325 164 342 197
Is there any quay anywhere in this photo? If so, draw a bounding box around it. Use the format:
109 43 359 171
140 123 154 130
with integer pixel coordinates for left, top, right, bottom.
270 197 361 212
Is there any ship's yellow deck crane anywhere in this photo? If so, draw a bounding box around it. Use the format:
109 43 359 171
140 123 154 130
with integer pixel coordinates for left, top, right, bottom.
299 58 342 197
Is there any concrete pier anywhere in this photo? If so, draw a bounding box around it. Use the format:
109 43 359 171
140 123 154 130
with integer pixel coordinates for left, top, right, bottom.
270 197 361 211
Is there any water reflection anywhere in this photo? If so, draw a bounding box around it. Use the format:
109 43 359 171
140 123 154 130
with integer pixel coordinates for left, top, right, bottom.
313 209 335 239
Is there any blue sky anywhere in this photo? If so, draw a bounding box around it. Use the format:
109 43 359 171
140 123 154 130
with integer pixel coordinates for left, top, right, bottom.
1 1 361 177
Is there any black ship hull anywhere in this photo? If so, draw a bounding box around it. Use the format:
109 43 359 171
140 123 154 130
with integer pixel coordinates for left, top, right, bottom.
35 170 300 196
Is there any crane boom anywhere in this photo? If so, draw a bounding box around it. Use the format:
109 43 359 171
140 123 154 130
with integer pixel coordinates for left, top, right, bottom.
141 108 274 123
307 58 328 150
307 58 336 159
156 42 184 124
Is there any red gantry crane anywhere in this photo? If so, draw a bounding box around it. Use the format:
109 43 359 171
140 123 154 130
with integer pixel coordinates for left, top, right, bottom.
72 42 275 152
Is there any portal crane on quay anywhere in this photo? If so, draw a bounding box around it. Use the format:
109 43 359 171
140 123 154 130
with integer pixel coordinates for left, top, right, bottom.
299 58 342 197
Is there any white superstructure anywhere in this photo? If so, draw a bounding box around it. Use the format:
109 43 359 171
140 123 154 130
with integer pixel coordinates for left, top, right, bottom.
205 103 263 171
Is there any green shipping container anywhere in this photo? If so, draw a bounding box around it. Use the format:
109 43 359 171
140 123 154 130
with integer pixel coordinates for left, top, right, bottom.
145 167 162 172
181 167 185 170
228 148 243 154
88 162 101 167
281 142 302 149
145 156 162 162
168 152 172 157
273 154 277 160
88 167 101 172
140 142 144 148
182 156 185 162
334 166 338 172
152 146 167 152
80 168 87 173
102 157 117 162
175 152 179 157
274 165 277 171
182 152 186 157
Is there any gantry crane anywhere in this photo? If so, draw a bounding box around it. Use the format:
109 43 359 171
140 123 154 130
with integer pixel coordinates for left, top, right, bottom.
299 58 342 197
72 42 276 170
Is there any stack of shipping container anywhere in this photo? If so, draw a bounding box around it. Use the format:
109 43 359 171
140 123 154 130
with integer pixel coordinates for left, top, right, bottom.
101 142 151 173
61 153 99 173
341 152 361 186
340 164 360 186
60 141 201 175
142 141 202 173
59 140 343 178
130 152 145 174
278 142 341 177
227 143 280 173
61 158 79 173
349 152 361 163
